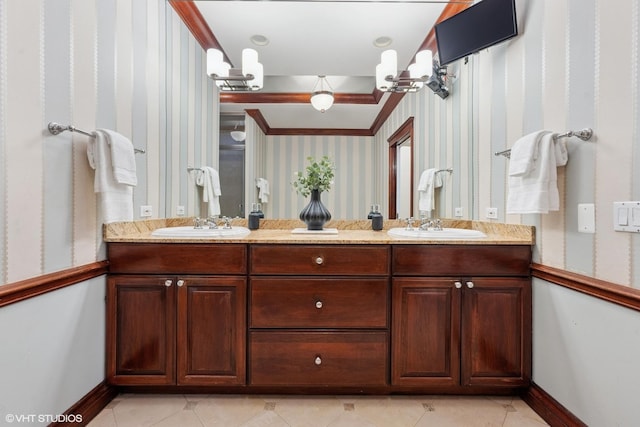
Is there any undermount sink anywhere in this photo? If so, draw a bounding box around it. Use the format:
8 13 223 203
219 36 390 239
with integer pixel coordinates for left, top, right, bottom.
151 226 251 238
387 227 487 240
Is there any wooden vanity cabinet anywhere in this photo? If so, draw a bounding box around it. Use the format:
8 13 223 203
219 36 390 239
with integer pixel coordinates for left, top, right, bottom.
248 244 390 387
391 245 532 389
106 243 247 386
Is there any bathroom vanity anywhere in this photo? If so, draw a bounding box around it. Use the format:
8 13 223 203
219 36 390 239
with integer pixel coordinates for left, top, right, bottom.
105 219 533 394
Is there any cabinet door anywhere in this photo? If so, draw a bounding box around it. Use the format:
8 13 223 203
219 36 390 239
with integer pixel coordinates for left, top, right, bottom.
391 278 460 386
107 276 176 385
176 276 246 385
461 277 531 387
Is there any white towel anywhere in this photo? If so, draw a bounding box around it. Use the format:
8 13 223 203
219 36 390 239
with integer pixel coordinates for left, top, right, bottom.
98 129 137 186
417 168 443 212
86 130 133 223
508 130 547 177
507 132 566 214
256 178 270 203
195 166 222 216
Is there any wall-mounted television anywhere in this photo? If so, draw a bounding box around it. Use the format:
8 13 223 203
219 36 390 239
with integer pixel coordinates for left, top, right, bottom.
435 0 518 66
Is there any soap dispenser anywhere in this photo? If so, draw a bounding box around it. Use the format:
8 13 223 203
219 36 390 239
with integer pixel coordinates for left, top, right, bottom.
248 203 262 230
368 204 383 231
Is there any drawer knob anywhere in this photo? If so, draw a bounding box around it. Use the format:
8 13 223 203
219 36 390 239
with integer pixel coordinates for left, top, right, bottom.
315 256 324 265
315 301 323 309
314 356 322 366
177 279 185 287
164 280 172 287
454 281 462 289
466 281 474 289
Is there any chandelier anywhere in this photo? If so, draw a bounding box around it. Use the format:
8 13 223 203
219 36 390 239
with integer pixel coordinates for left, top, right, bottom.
207 48 264 92
375 49 433 93
310 76 334 113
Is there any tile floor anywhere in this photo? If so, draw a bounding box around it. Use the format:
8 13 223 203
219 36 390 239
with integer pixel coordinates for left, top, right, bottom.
88 394 549 427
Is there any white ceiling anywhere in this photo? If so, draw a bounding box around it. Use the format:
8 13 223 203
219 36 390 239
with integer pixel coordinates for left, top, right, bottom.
192 0 453 131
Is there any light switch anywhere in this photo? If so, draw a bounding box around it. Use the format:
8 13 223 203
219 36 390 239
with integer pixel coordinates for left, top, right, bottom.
633 208 640 227
618 207 629 226
613 201 640 233
578 203 595 234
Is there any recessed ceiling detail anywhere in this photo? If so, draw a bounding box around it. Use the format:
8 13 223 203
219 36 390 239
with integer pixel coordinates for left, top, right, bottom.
175 0 472 134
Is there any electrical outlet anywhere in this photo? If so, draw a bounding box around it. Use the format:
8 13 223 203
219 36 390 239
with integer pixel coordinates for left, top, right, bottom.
454 207 463 217
486 207 498 219
176 205 185 216
140 205 153 217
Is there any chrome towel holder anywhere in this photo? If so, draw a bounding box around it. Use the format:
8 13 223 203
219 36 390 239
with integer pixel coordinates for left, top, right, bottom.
494 128 593 159
47 121 146 154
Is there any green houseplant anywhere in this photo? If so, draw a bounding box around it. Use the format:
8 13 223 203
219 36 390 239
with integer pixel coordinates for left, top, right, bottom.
293 156 335 230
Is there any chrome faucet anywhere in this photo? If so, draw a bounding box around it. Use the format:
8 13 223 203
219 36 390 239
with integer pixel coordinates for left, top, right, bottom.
419 217 443 231
193 217 207 229
206 216 219 229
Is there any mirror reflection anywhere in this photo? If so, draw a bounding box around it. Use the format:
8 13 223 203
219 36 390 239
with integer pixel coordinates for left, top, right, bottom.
167 0 475 221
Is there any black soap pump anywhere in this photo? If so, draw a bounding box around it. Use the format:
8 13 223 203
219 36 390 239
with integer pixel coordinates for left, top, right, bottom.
369 204 383 231
248 203 262 230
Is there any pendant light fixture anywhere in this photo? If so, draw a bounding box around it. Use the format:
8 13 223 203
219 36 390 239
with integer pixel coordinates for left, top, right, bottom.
230 124 246 142
310 76 334 113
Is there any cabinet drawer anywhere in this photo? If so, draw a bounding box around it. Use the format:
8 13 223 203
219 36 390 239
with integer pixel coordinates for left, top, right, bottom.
250 278 388 328
249 331 388 386
250 245 389 275
392 245 531 276
109 243 247 274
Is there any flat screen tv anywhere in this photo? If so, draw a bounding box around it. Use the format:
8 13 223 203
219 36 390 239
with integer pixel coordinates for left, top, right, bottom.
435 0 518 66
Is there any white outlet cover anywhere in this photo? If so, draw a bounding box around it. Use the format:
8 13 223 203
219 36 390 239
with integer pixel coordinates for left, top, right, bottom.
486 207 498 219
578 203 595 233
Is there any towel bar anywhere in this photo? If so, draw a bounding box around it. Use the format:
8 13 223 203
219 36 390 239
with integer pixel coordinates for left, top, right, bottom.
494 128 593 158
47 122 146 154
436 168 453 174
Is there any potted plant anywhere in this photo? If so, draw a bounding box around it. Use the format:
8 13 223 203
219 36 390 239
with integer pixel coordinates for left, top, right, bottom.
293 156 335 230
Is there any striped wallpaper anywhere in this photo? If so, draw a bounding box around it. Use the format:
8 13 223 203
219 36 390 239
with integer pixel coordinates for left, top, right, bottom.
0 0 638 291
474 0 639 288
0 0 217 285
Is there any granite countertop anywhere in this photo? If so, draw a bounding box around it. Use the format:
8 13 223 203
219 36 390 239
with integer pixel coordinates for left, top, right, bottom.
104 218 534 245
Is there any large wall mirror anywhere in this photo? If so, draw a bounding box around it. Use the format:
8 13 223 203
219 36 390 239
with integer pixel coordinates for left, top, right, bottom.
166 0 476 221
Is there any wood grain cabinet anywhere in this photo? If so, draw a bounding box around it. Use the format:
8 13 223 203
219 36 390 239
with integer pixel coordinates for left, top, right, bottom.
248 244 390 387
391 245 532 390
106 243 247 386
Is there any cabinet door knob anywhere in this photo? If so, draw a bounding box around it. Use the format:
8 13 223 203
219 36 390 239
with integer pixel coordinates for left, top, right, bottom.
454 281 462 289
177 280 185 287
164 280 172 287
466 281 474 289
315 256 324 265
314 356 322 366
315 301 323 309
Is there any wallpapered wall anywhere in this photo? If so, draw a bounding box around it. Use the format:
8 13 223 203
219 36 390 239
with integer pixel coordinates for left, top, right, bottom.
479 0 640 425
0 0 217 285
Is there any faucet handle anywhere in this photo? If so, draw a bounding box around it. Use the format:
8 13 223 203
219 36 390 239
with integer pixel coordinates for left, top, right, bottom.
193 217 205 229
405 217 415 230
221 216 232 229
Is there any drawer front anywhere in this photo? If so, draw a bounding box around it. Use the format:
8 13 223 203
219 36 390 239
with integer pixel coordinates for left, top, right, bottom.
109 243 247 274
249 331 388 386
392 245 531 276
250 245 389 275
250 278 388 328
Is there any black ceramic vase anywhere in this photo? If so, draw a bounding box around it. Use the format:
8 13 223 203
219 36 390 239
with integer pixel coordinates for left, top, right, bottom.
299 189 331 230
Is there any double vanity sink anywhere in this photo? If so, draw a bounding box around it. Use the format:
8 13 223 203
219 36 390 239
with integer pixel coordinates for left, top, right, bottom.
104 216 534 394
146 221 490 241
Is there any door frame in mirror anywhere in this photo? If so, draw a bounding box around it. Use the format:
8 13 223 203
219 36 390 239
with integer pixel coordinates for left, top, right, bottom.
388 117 414 220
